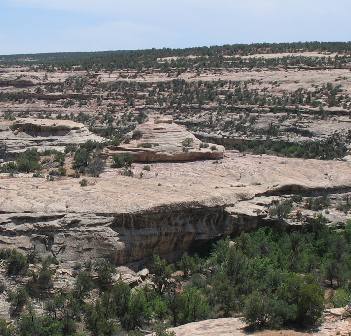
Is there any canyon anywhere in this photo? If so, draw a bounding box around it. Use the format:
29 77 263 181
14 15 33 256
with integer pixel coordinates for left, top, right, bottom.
1 43 351 335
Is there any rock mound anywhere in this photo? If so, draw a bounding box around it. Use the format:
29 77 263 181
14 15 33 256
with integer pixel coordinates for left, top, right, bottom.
107 116 224 162
0 118 105 157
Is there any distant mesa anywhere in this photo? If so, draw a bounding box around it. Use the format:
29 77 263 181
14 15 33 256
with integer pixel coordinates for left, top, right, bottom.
106 115 225 162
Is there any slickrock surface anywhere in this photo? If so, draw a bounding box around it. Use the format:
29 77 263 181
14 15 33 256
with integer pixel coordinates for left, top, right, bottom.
1 152 351 266
166 318 311 336
0 118 105 156
156 311 351 336
166 318 246 336
109 116 224 162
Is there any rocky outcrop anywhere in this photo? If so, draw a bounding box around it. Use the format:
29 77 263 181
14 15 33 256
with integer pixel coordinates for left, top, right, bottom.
106 116 224 162
153 312 351 336
1 153 351 267
161 318 246 336
0 79 34 88
0 118 105 158
0 206 233 267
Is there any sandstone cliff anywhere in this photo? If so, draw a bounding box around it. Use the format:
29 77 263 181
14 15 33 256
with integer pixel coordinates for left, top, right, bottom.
1 153 351 267
0 118 105 158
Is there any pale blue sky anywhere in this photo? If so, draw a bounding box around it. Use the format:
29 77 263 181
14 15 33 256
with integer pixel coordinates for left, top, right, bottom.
0 0 350 55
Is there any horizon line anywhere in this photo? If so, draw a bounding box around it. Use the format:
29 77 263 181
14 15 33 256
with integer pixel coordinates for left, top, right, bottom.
1 40 351 57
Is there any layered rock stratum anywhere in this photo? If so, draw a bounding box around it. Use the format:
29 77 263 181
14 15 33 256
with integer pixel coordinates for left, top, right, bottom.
106 115 224 162
0 118 105 157
1 152 351 267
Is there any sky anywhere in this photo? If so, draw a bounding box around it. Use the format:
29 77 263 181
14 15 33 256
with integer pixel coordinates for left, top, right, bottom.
0 0 350 55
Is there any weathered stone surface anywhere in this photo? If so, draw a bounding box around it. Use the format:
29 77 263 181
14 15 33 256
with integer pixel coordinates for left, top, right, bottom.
0 118 105 157
1 153 351 267
149 314 351 336
107 116 224 162
113 266 141 286
138 268 149 279
164 318 246 336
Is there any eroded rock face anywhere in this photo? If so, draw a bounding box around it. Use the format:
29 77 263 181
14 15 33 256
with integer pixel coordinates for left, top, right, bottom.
0 118 105 158
106 116 224 162
1 153 351 267
0 206 233 267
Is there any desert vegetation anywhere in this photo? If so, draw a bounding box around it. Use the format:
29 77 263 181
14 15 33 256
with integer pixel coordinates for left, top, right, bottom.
0 217 350 335
1 42 351 335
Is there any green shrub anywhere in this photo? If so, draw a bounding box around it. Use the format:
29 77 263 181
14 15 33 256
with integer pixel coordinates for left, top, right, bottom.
112 153 133 168
6 250 28 276
0 281 5 294
305 196 330 211
244 291 271 327
332 288 350 308
108 281 131 318
7 287 28 316
26 258 54 298
53 152 65 166
182 138 194 148
95 260 115 290
49 167 66 176
65 144 77 154
74 271 94 299
18 309 73 336
137 143 153 148
177 253 202 277
85 301 118 336
121 166 133 177
296 281 324 326
16 149 41 173
153 324 176 336
150 295 169 320
132 130 142 140
0 161 17 174
269 199 293 220
79 178 88 187
176 287 210 325
121 290 149 330
4 111 15 121
0 319 15 336
81 140 103 152
336 196 351 214
73 148 90 172
150 255 174 294
87 156 104 177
